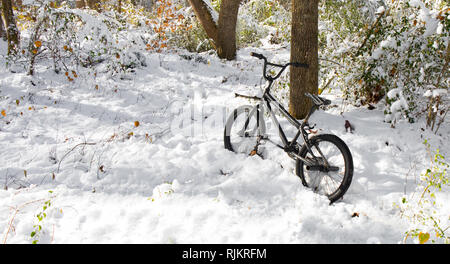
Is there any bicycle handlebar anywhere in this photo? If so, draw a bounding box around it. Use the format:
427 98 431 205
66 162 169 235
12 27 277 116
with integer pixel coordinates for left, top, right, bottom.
250 52 309 82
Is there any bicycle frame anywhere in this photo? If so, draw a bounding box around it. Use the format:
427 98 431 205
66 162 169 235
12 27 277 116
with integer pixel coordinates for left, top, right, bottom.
238 79 319 166
231 52 335 167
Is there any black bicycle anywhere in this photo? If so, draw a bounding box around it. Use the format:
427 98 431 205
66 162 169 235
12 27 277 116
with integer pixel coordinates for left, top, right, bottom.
224 52 353 203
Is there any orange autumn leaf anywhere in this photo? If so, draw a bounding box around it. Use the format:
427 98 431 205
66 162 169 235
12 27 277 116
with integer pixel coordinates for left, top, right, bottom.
1 110 6 117
419 232 430 244
34 40 42 48
134 121 140 127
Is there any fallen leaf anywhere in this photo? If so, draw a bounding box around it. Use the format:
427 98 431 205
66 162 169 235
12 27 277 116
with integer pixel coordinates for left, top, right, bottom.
419 232 430 244
1 110 6 117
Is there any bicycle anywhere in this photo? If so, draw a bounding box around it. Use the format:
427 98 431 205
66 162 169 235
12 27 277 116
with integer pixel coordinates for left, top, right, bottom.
224 52 354 203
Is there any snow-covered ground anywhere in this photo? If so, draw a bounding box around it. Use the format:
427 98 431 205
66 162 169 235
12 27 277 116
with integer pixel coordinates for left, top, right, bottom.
0 40 448 244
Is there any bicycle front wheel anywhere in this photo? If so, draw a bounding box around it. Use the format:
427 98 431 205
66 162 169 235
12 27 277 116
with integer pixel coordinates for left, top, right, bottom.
296 134 353 203
224 105 266 155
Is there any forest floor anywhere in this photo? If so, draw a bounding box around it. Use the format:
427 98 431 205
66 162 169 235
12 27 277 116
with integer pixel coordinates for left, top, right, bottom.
0 40 449 244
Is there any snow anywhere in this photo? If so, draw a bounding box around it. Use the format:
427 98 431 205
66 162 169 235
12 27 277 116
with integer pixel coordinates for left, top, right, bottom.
0 38 449 244
376 6 385 15
202 0 219 24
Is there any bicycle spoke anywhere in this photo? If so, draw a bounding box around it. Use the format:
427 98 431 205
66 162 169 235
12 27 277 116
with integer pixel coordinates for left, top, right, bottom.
227 107 263 155
303 140 346 196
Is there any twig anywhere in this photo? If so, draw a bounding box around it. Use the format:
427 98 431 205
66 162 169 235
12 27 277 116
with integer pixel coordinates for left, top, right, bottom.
2 198 46 244
427 41 449 128
319 58 343 67
57 142 97 173
51 224 55 244
320 75 336 94
355 9 387 57
434 107 448 135
234 93 261 101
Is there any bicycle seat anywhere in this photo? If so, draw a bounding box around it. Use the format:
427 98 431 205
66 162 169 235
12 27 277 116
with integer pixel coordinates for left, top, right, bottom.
305 93 331 106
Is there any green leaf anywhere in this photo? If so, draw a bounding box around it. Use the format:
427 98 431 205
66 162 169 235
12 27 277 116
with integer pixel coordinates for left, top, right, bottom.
30 231 36 237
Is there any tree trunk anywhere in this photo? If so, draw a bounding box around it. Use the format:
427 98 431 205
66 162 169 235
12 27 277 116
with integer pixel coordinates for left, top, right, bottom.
75 0 85 8
87 0 97 9
1 0 19 56
187 0 241 60
0 13 5 40
187 0 219 45
289 0 319 119
217 0 240 60
117 0 122 13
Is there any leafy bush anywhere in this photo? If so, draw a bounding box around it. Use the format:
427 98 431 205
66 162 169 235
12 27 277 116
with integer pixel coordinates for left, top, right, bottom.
398 140 449 244
12 0 148 76
320 0 449 126
238 0 291 46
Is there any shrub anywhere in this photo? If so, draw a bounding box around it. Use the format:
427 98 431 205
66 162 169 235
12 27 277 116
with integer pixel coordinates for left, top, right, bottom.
398 140 449 244
320 0 449 126
12 0 148 76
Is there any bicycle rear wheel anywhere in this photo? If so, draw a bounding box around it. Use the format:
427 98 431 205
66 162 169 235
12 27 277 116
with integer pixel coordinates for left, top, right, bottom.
296 134 353 203
224 105 266 155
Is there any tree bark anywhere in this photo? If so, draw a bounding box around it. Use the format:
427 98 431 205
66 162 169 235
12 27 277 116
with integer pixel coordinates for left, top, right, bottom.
217 0 240 60
76 0 85 8
187 0 219 45
289 0 319 119
0 13 5 40
117 0 122 13
187 0 241 60
1 0 19 56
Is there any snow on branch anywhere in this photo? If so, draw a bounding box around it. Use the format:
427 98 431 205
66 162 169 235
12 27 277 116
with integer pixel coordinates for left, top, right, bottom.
202 0 219 24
